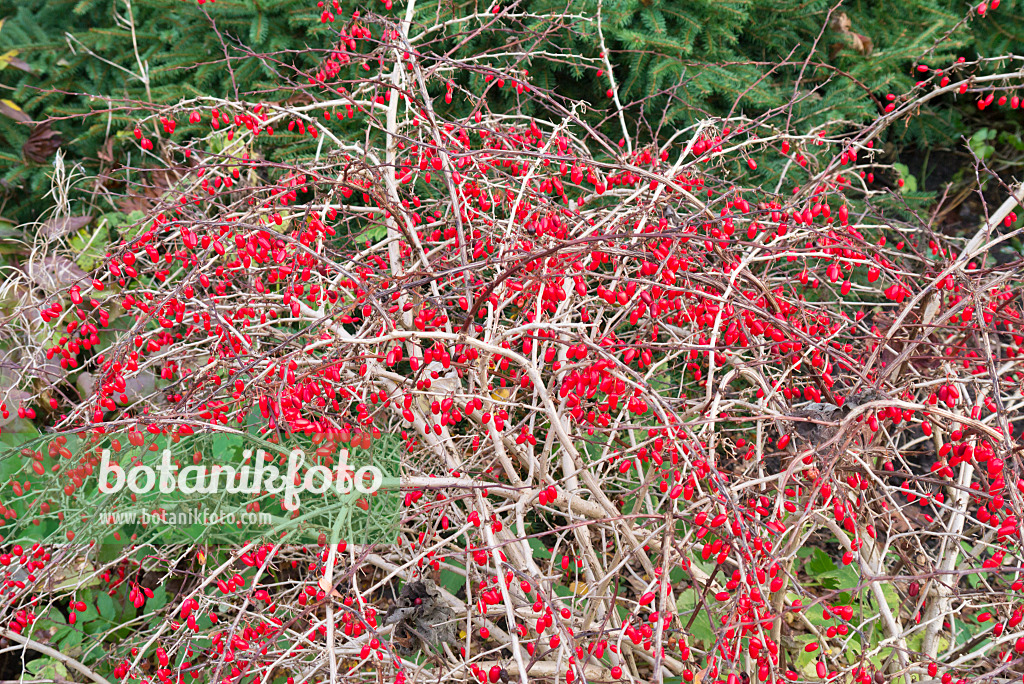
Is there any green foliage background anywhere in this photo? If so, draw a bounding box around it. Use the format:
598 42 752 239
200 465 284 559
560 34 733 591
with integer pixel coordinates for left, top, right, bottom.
0 0 323 223
1 0 1022 222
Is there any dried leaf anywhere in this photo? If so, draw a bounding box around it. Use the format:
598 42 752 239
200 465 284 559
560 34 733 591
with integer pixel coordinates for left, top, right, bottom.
384 580 457 654
76 371 96 398
97 136 116 164
0 49 31 74
849 32 873 56
828 12 873 57
40 215 93 239
35 555 100 591
828 12 852 32
0 99 30 123
114 167 182 215
23 122 63 163
787 389 885 446
25 254 87 290
7 56 31 73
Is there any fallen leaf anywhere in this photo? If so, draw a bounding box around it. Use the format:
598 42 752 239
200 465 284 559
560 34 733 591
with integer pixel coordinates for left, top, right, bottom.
24 254 87 290
828 12 852 32
0 49 31 74
384 580 457 654
23 122 63 163
0 99 29 123
35 554 100 592
828 12 873 57
849 32 873 56
490 385 515 402
40 214 93 239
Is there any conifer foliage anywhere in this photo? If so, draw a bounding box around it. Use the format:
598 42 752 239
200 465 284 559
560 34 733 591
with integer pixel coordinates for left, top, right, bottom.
1 0 1022 223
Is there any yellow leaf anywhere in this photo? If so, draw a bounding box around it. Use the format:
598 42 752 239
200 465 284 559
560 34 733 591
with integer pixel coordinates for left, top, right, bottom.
35 555 99 591
490 386 514 402
0 99 28 123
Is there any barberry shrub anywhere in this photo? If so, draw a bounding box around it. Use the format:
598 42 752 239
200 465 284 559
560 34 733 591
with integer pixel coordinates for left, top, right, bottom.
0 3 1022 684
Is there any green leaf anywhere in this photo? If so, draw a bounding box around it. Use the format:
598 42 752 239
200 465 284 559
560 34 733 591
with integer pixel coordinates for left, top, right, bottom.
880 584 901 614
675 588 716 645
148 585 168 611
805 547 837 575
528 537 552 559
438 567 465 595
845 635 862 664
361 225 388 242
998 130 1024 152
35 606 67 630
893 163 918 194
77 600 100 623
793 634 819 671
68 222 110 271
968 130 996 160
820 564 859 591
54 624 83 648
24 658 68 682
97 591 115 618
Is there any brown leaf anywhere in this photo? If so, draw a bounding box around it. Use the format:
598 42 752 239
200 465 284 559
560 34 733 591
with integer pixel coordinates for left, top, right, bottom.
24 255 87 290
283 92 315 107
40 215 93 239
851 33 873 56
828 12 873 57
22 122 62 164
6 56 32 73
0 50 32 74
97 137 116 164
828 12 852 32
384 580 456 654
115 166 181 215
0 99 30 123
